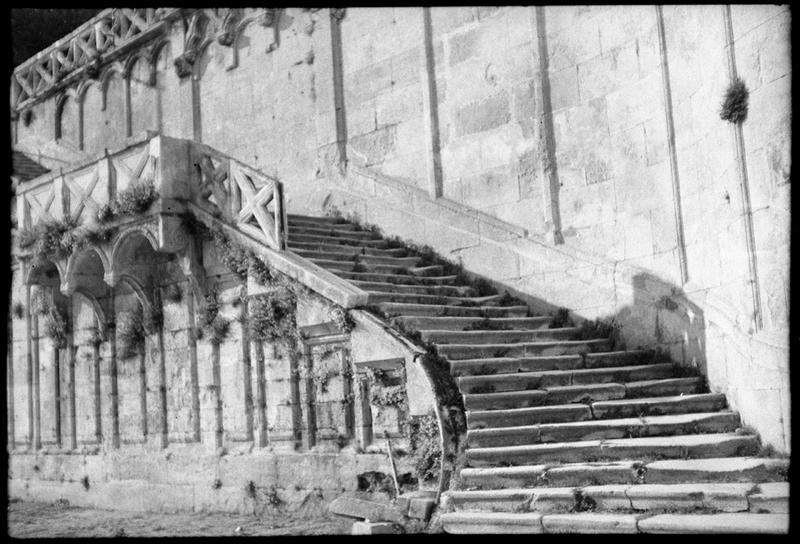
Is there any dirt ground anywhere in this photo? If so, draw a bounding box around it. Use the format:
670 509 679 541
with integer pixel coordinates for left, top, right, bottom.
7 499 353 538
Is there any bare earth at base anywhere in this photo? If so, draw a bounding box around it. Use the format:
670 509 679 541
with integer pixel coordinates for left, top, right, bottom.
7 499 352 538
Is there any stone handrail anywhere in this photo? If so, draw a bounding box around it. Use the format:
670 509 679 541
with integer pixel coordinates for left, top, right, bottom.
11 8 181 113
189 141 288 252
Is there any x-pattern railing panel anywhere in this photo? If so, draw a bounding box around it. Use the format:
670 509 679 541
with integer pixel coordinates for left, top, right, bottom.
191 143 286 251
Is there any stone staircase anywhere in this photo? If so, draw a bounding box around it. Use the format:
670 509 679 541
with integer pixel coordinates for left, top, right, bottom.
286 214 790 534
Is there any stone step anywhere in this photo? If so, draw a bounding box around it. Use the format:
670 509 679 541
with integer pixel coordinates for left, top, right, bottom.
746 482 789 514
296 249 422 267
354 281 473 296
332 270 459 285
464 382 634 411
289 225 382 239
378 302 529 318
468 404 593 430
366 291 503 306
289 241 408 257
637 513 788 534
441 512 546 534
393 316 552 332
288 232 391 248
437 339 613 360
456 364 678 390
287 214 346 225
584 350 658 368
287 218 359 230
450 356 585 377
624 377 706 398
310 258 413 274
466 412 741 448
442 511 789 534
448 482 759 514
591 393 727 419
464 433 760 467
459 457 789 489
422 327 583 345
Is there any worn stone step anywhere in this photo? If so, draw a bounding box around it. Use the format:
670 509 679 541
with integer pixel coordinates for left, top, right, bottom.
466 412 740 448
287 218 359 230
441 512 545 534
637 513 788 534
289 225 382 239
460 456 789 490
422 327 582 345
464 390 549 411
450 356 585 377
289 241 408 257
366 291 502 306
468 404 593 430
288 232 391 248
293 249 420 267
287 214 347 225
448 482 757 514
457 364 679 393
464 433 760 467
747 482 789 513
624 377 705 398
543 383 627 405
591 393 727 419
643 457 790 485
584 350 659 368
355 281 473 296
541 513 644 533
311 258 412 273
437 339 612 360
393 316 552 332
378 302 529 318
331 270 459 285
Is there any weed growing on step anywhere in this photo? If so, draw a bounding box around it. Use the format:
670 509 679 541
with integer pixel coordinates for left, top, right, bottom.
549 307 572 328
468 383 496 394
463 318 511 331
720 78 749 124
576 318 617 340
496 291 525 307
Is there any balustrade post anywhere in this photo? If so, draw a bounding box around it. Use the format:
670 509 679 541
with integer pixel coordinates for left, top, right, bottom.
273 181 286 250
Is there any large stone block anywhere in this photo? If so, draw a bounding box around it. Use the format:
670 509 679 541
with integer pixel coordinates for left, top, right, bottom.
454 92 511 137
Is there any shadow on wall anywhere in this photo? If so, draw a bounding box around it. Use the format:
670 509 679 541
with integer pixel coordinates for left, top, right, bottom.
502 271 707 375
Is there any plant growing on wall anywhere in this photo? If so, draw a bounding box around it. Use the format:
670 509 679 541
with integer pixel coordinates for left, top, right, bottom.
43 305 69 349
408 412 442 483
720 78 749 124
249 290 298 343
12 302 25 320
117 302 147 359
96 181 159 223
330 304 355 333
197 291 230 345
365 367 408 408
16 217 79 262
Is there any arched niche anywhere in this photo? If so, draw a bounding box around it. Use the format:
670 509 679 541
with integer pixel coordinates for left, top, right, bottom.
154 41 182 138
63 247 110 313
129 56 157 136
56 94 80 149
101 70 127 149
81 82 104 153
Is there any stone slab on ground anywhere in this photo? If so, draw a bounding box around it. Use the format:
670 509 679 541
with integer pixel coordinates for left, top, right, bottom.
329 494 405 523
541 513 643 534
351 521 401 534
637 513 789 534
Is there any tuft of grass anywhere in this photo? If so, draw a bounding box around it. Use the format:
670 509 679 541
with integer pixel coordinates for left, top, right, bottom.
496 291 524 307
720 78 749 124
463 318 511 331
198 292 230 345
163 283 183 304
114 182 158 216
549 307 572 328
408 412 442 483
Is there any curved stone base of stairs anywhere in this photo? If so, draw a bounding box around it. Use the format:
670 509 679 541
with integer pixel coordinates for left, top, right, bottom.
441 511 789 534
